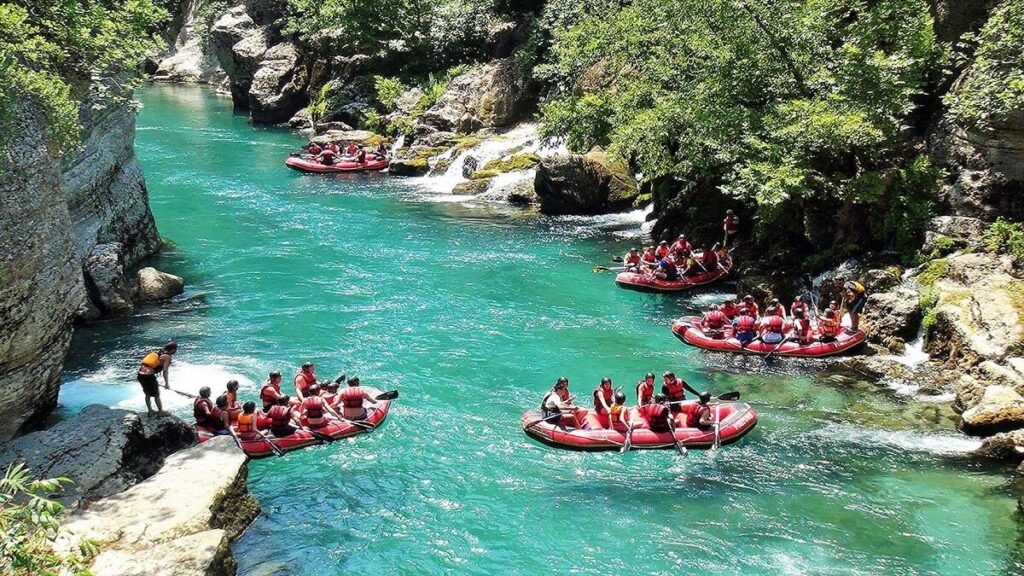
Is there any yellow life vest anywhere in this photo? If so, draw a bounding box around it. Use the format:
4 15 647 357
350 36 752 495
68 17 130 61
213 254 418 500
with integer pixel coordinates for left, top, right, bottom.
141 351 161 368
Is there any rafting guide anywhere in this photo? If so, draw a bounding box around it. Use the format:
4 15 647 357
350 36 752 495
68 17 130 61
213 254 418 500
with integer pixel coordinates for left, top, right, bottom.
137 341 177 416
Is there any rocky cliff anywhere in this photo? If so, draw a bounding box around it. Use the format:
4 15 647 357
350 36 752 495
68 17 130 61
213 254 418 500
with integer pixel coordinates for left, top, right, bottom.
0 96 163 440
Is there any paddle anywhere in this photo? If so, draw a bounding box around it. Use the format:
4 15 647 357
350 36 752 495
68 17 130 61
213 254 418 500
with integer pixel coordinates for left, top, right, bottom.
712 402 722 450
375 390 400 401
300 425 336 443
670 412 688 458
593 265 626 273
620 420 634 454
764 336 791 361
165 385 196 399
664 391 740 405
254 429 286 458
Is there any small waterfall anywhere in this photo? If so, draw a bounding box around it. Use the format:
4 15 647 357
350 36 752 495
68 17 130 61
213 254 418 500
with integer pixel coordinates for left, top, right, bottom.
389 134 406 156
415 124 546 195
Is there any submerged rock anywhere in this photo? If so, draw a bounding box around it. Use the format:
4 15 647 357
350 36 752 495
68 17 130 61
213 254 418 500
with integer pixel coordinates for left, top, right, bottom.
534 147 638 215
390 157 430 177
57 436 258 576
0 404 195 507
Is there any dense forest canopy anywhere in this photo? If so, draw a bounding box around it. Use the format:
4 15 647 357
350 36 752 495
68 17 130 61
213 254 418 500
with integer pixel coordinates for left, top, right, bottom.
0 0 166 151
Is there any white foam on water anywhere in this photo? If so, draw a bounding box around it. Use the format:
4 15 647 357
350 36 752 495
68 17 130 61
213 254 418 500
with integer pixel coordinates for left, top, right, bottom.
811 423 981 455
114 361 257 411
413 124 543 196
389 134 406 156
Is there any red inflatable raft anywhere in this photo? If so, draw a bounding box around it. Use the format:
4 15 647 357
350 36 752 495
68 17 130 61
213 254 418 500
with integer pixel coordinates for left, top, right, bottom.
671 316 866 358
285 155 390 173
521 400 757 451
197 386 392 458
615 253 733 293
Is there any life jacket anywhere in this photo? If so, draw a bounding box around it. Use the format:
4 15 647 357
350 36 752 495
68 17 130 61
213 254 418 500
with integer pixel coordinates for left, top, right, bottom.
724 215 739 233
260 383 279 408
308 145 321 155
141 351 160 369
642 252 657 264
636 381 654 405
848 281 866 295
268 405 292 429
703 250 718 266
321 148 336 159
742 302 759 318
704 310 727 330
640 404 671 431
296 371 316 394
820 317 840 337
609 404 626 425
625 253 641 265
655 246 670 258
672 240 691 254
593 386 613 412
222 390 237 408
210 406 226 430
663 378 685 402
721 303 740 320
735 315 757 334
237 413 257 436
765 305 784 317
764 314 785 334
303 395 325 419
193 397 215 426
791 302 806 317
341 386 365 409
795 319 812 342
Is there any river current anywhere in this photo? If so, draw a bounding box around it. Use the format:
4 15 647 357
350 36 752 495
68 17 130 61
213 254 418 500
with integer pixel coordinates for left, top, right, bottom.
58 85 1023 575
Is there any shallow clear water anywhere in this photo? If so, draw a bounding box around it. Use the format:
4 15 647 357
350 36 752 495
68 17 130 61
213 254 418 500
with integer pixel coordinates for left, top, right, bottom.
59 85 1024 575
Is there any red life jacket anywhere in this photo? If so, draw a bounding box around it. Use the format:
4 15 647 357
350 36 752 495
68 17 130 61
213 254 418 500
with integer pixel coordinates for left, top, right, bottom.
742 302 759 317
724 215 739 233
260 383 279 408
736 315 757 334
672 240 691 254
764 314 785 333
593 386 613 412
704 310 727 329
791 302 806 317
303 395 325 419
636 381 654 405
237 413 257 436
625 253 641 265
721 303 740 319
663 378 685 402
639 404 671 431
193 397 214 424
655 246 670 258
341 386 365 409
296 371 316 394
642 252 657 264
268 405 292 428
703 251 718 266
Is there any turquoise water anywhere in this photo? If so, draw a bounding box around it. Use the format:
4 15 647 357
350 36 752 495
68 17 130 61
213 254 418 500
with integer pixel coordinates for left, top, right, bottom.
59 85 1024 575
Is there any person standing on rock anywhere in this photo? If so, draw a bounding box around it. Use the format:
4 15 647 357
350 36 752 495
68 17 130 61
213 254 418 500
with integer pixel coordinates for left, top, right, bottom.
137 341 177 416
843 280 867 332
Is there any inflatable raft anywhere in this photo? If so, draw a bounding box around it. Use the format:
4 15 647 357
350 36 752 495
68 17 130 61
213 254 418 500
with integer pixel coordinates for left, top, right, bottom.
671 316 866 358
197 386 392 458
521 400 757 451
285 155 390 173
615 253 733 293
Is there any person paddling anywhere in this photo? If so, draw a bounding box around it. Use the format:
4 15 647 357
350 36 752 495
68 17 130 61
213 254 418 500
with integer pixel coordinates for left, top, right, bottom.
641 246 658 269
721 297 740 320
701 304 728 336
764 298 785 318
541 377 581 427
635 395 674 433
790 295 808 320
302 384 340 429
760 313 786 345
792 309 813 345
260 371 284 412
234 402 261 442
338 376 378 421
608 391 628 430
267 395 300 437
655 240 670 260
295 362 317 401
319 145 337 166
733 307 758 346
636 373 655 406
740 295 759 319
307 142 322 156
671 234 692 254
662 371 700 413
138 341 177 416
623 248 643 272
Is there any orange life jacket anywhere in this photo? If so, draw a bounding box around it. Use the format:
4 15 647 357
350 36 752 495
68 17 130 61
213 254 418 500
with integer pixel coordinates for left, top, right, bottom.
610 404 626 425
820 317 840 337
237 413 257 436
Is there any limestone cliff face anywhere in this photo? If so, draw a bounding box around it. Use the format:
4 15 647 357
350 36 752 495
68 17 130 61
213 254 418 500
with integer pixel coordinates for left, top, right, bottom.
0 97 161 440
0 103 84 440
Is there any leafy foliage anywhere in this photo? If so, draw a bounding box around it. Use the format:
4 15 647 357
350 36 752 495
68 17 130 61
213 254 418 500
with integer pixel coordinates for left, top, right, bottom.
983 218 1024 260
0 0 168 153
373 76 407 112
538 0 941 257
0 463 95 575
947 0 1024 129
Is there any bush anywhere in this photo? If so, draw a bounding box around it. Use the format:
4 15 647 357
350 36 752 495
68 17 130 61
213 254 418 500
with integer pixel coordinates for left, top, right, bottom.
374 76 406 112
983 218 1024 260
917 258 949 287
0 463 95 574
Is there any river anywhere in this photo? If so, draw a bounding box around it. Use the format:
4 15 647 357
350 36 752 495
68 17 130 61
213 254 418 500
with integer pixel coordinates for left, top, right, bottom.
58 85 1023 575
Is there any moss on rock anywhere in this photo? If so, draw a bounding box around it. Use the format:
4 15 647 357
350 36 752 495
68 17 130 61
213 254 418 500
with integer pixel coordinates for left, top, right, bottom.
453 178 493 195
917 258 949 287
481 153 540 173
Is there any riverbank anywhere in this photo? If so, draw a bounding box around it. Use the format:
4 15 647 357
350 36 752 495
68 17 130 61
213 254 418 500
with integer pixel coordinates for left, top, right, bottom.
49 84 1023 574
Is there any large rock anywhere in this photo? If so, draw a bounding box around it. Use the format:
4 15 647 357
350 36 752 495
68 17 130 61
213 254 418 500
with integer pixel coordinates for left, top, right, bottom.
389 158 430 177
83 243 135 314
418 58 535 132
960 384 1024 436
534 147 639 215
310 129 387 148
57 436 259 576
248 41 309 124
153 0 227 84
863 288 922 346
0 102 84 440
973 428 1024 461
0 405 195 507
922 215 987 255
137 267 185 303
211 6 266 105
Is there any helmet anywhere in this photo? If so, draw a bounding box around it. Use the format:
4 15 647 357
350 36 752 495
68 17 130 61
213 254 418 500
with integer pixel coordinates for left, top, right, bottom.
699 392 711 404
302 362 314 370
645 372 655 380
269 371 282 380
659 240 669 245
165 341 178 352
726 209 734 215
556 376 569 385
844 281 856 291
600 377 612 386
743 294 753 301
770 298 779 305
614 391 626 404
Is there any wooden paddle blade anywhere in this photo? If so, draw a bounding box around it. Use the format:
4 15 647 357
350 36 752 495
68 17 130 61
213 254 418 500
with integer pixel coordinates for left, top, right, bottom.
717 391 741 401
375 390 399 401
592 266 609 273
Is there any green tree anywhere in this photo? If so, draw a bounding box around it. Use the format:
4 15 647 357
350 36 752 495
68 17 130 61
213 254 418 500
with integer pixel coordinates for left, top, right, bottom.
0 0 168 153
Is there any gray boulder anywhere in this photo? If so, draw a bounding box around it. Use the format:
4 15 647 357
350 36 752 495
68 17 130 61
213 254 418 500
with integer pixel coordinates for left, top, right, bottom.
0 404 195 507
83 243 134 314
462 155 479 179
210 6 267 107
534 147 639 214
863 288 922 346
249 42 310 124
420 58 535 132
137 267 185 303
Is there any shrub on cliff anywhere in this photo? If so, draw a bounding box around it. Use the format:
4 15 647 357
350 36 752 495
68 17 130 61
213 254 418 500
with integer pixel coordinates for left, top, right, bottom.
538 0 942 259
0 463 95 574
0 0 168 153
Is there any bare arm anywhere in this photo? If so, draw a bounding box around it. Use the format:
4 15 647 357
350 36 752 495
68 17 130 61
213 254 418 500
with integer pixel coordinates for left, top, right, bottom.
161 355 172 387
